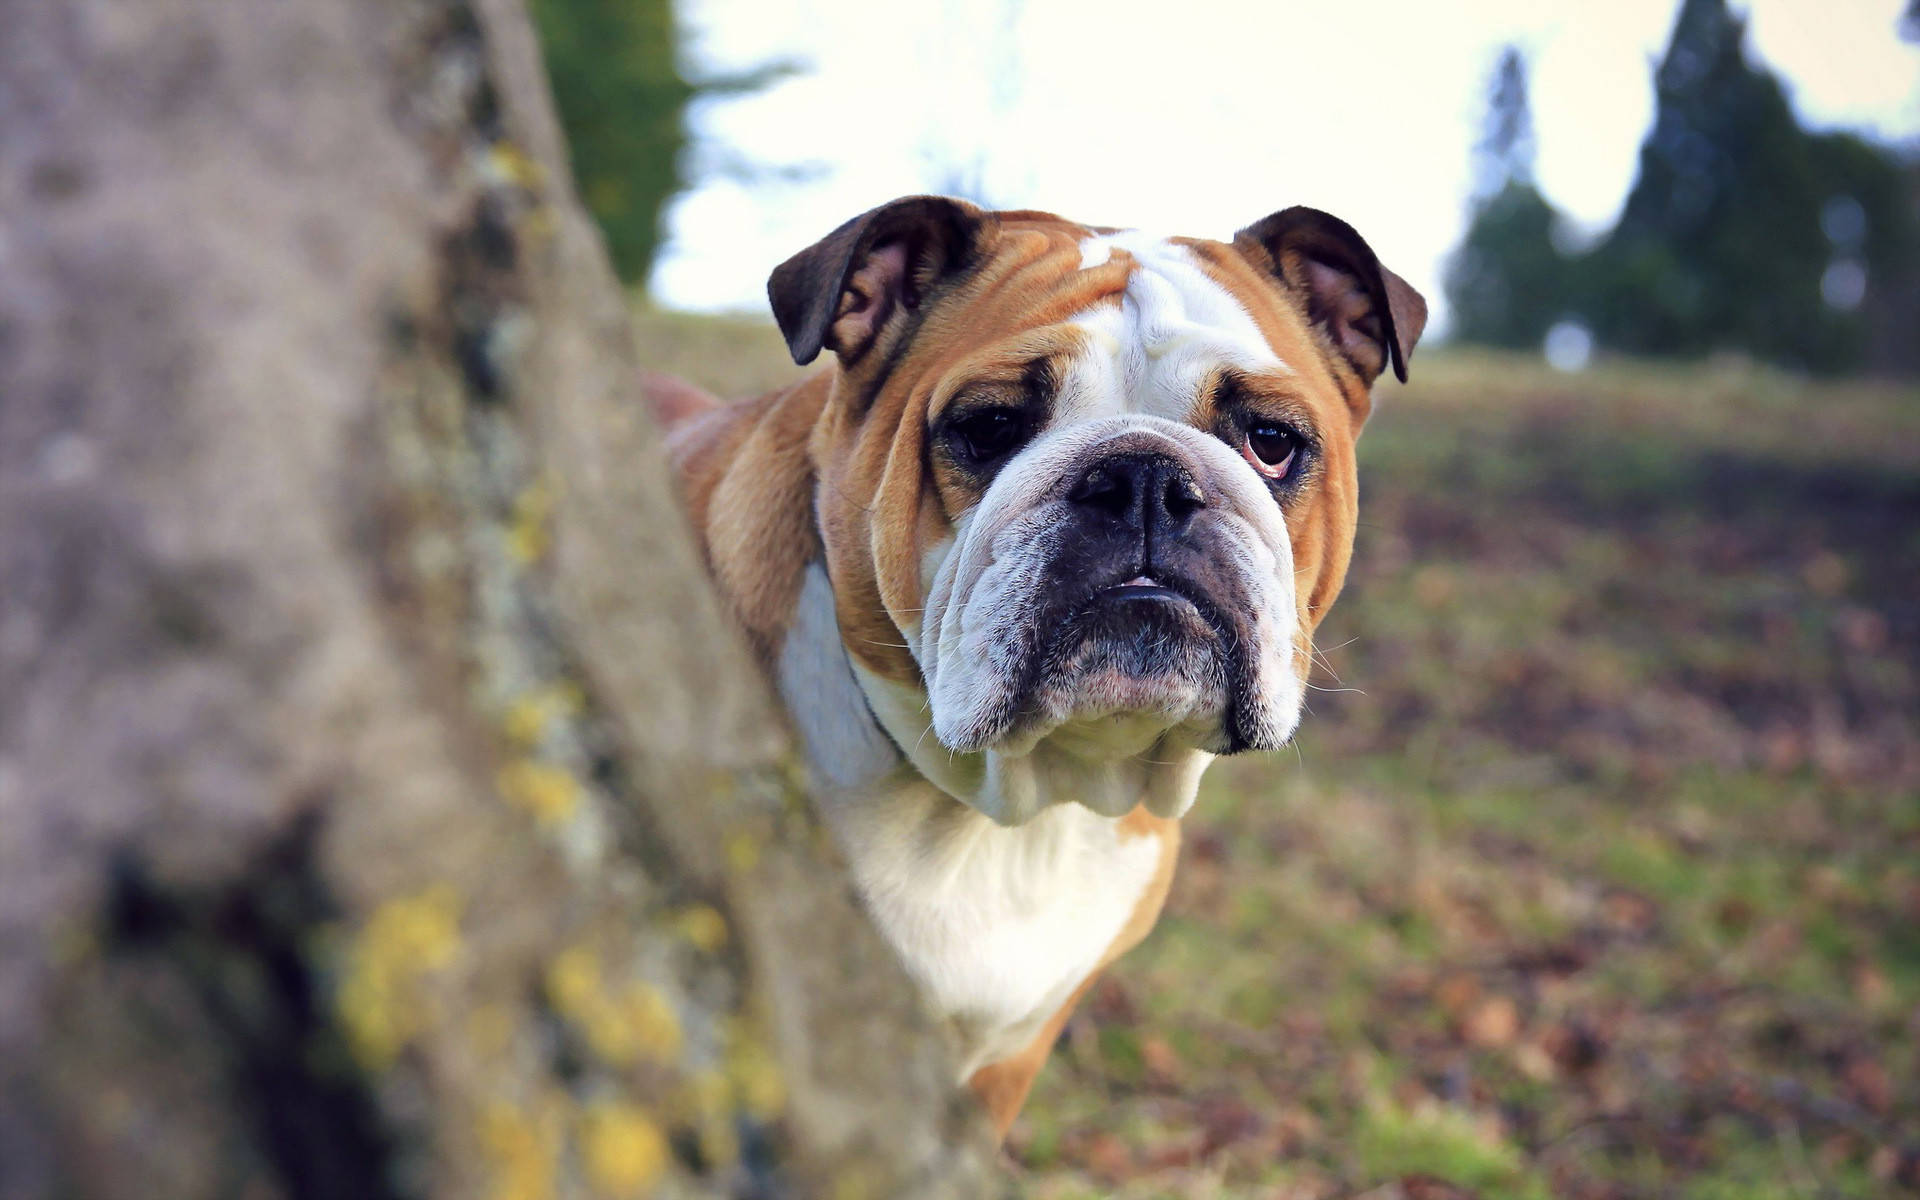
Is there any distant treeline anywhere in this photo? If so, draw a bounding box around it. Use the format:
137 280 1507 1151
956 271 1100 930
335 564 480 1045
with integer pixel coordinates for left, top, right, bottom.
531 0 1916 377
1448 0 1920 377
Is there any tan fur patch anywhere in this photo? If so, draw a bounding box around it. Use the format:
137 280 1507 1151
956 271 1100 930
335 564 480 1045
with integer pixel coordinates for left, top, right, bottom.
668 375 832 664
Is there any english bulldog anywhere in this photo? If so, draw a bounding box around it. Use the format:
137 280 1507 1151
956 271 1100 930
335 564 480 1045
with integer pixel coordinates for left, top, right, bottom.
661 196 1424 1135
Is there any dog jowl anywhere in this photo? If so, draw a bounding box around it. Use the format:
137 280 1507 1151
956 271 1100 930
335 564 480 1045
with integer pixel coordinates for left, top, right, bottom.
665 196 1424 1134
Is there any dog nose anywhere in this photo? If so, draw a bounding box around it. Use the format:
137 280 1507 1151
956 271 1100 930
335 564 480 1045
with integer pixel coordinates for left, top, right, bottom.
1068 451 1207 535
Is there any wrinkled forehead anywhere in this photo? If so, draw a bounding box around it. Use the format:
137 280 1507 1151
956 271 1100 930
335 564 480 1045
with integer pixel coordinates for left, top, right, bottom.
1059 230 1294 423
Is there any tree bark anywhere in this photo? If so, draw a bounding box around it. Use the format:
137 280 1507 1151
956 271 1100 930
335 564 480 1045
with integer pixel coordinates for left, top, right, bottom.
0 1 994 1195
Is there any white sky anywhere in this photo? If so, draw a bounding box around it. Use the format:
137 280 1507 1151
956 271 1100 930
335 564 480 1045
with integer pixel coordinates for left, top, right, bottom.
652 0 1920 335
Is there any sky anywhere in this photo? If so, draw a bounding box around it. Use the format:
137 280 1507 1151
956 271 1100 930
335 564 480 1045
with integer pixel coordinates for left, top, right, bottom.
651 0 1920 336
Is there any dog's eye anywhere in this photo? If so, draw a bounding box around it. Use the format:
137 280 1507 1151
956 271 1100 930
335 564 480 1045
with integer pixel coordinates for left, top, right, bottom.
945 408 1031 466
1243 421 1300 480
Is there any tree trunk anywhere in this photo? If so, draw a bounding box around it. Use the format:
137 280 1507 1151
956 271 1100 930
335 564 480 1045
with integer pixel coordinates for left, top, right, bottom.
0 1 994 1195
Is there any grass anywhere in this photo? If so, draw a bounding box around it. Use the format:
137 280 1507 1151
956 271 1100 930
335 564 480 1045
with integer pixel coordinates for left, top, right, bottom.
631 307 1920 1198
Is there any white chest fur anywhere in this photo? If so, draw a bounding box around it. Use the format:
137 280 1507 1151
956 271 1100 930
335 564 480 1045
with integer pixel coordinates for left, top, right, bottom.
778 563 1165 1077
829 780 1161 1077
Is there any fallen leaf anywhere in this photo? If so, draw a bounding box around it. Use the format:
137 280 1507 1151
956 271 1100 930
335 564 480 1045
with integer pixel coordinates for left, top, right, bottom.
1463 995 1520 1048
1435 972 1481 1019
1141 1034 1183 1088
1542 1021 1605 1074
1078 1131 1132 1182
1400 1174 1481 1199
1196 1093 1264 1156
1844 1054 1893 1115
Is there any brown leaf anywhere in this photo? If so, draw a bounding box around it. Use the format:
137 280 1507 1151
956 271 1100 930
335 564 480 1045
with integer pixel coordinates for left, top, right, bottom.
1141 1034 1183 1089
1869 1144 1898 1182
1837 606 1890 653
1435 972 1481 1019
1803 551 1848 595
1844 1053 1893 1115
1542 1021 1605 1074
1714 896 1756 935
1400 1175 1481 1199
1086 976 1138 1026
1894 1145 1920 1189
1853 962 1892 1011
1463 995 1520 1048
1079 1131 1133 1182
1601 889 1658 934
1187 828 1229 863
1196 1093 1264 1156
1139 1133 1203 1171
1513 1039 1557 1081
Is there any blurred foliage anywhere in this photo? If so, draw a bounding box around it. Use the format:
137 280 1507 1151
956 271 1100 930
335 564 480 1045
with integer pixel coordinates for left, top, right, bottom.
528 0 800 287
528 0 690 283
1450 1 1920 376
1447 182 1567 352
1446 48 1571 352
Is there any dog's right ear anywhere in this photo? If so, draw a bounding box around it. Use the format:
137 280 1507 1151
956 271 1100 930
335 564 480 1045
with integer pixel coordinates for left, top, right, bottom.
1233 206 1426 386
767 195 988 367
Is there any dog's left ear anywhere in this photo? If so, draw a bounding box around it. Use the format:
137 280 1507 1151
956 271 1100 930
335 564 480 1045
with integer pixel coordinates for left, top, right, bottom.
1234 207 1427 385
768 195 989 368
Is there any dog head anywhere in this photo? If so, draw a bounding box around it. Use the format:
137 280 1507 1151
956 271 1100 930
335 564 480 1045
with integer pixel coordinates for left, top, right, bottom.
770 197 1424 823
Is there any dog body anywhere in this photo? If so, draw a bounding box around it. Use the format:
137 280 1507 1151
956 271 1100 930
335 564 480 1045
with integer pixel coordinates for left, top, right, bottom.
666 198 1423 1132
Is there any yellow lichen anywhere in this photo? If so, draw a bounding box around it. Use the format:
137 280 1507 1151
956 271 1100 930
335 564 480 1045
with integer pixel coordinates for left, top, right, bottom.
580 1006 640 1065
829 1164 882 1200
697 1116 740 1170
671 904 729 953
579 1102 668 1197
338 885 464 1070
338 968 401 1068
478 1099 563 1200
499 759 580 827
622 983 683 1061
547 945 682 1067
546 945 602 1015
505 478 554 565
674 1069 732 1125
488 142 546 189
502 698 549 748
723 832 760 874
502 682 586 748
725 1030 787 1119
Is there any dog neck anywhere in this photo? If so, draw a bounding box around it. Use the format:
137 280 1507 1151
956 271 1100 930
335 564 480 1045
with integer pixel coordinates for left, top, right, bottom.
778 559 1213 826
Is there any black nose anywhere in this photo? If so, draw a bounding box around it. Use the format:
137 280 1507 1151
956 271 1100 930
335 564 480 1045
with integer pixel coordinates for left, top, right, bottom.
1068 451 1207 538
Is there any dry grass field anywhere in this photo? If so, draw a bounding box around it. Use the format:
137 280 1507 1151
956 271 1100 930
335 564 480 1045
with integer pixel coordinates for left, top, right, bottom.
634 305 1920 1199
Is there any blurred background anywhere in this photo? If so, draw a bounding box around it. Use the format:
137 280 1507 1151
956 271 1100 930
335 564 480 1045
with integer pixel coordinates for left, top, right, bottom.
537 0 1920 376
532 0 1919 1195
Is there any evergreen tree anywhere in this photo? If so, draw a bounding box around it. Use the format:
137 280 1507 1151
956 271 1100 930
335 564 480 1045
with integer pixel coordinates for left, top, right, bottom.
1472 47 1536 201
1446 0 1920 375
529 0 693 284
1583 0 1918 373
528 1 800 288
1445 47 1572 350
